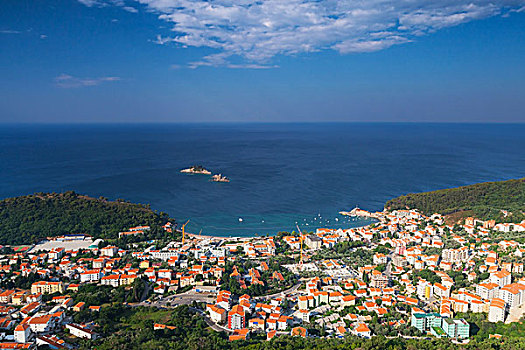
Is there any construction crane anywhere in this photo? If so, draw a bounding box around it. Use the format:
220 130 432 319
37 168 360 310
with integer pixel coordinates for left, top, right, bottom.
181 220 190 245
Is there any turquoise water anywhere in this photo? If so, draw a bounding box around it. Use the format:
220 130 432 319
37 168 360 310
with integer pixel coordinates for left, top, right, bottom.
1 123 524 236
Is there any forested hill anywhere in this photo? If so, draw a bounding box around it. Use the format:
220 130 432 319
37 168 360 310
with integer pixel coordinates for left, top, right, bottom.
385 178 525 223
0 191 172 245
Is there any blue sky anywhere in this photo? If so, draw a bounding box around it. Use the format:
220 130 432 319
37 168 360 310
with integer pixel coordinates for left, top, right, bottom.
1 0 525 123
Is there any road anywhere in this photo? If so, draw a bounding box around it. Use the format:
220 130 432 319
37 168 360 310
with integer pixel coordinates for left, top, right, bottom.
139 281 153 302
132 283 303 334
134 293 232 333
190 307 233 333
256 283 302 300
137 281 302 309
385 252 393 278
136 290 216 308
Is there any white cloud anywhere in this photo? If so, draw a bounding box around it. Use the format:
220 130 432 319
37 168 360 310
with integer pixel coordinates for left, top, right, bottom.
79 0 525 67
122 6 139 13
55 74 121 88
77 0 105 7
0 29 22 34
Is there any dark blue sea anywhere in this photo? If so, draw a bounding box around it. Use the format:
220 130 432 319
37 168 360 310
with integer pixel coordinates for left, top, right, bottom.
1 123 524 237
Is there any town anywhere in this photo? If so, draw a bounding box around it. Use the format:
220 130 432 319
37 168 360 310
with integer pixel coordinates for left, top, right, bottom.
0 209 524 349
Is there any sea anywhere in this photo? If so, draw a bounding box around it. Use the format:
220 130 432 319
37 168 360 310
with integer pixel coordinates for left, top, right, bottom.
1 123 524 237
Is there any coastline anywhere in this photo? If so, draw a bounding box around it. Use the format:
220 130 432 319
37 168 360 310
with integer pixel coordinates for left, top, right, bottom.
180 211 378 241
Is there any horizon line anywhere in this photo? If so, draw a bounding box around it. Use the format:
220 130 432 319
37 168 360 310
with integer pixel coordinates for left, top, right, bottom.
1 121 524 126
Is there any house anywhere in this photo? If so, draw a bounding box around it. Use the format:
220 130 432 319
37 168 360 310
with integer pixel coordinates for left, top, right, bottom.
35 335 67 349
441 318 470 339
66 323 98 340
14 324 32 343
298 296 314 310
80 270 103 283
101 274 120 287
12 292 28 305
490 270 511 288
370 270 389 288
228 305 245 330
217 294 231 311
72 302 86 312
433 283 451 299
341 295 356 307
304 235 322 250
354 323 371 338
0 290 15 303
499 283 525 309
27 316 54 333
266 330 277 341
92 258 106 269
373 253 388 265
266 318 277 331
476 283 500 300
0 317 15 330
158 269 173 280
248 318 265 331
0 342 34 349
207 304 226 324
67 284 79 292
488 298 506 323
153 323 176 331
100 246 118 257
229 328 250 341
20 302 41 316
290 326 308 338
31 281 64 294
277 316 291 330
441 247 469 263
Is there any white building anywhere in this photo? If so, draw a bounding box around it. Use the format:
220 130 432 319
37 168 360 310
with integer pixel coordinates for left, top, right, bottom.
14 324 32 343
416 280 433 300
207 304 226 324
80 270 103 283
494 223 525 233
373 253 388 265
158 269 173 280
66 323 98 340
101 274 120 287
488 298 507 323
441 247 469 263
150 250 180 261
476 282 500 300
100 246 118 257
28 316 54 333
490 270 511 288
499 283 525 309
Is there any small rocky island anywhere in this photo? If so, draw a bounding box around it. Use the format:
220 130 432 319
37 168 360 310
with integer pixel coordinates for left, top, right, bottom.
180 165 211 175
181 166 230 182
211 174 230 182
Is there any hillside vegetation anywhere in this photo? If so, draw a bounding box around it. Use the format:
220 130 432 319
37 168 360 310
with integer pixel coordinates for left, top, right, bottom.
0 191 171 245
81 305 525 350
385 178 525 223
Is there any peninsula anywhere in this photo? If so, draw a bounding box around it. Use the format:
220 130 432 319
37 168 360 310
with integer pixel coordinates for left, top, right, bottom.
386 178 525 224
